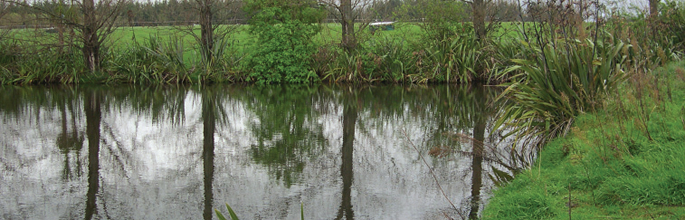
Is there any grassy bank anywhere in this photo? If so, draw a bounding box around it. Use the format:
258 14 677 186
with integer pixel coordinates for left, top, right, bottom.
482 61 685 219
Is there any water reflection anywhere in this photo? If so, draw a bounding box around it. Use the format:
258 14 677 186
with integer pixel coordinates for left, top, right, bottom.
242 86 327 187
84 89 102 220
336 88 357 220
200 86 218 220
0 84 525 219
56 88 83 181
469 85 487 220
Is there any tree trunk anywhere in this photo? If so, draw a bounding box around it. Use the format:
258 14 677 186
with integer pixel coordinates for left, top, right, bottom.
82 0 100 71
650 0 659 19
472 0 486 40
341 0 356 52
649 0 660 37
200 0 213 61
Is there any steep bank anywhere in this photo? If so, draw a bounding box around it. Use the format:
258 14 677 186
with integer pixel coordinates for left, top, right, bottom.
482 61 685 219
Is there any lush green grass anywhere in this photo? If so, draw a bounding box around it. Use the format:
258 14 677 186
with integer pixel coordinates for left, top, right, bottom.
482 61 685 219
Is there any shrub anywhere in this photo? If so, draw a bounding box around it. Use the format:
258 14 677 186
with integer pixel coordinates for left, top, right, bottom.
245 1 325 84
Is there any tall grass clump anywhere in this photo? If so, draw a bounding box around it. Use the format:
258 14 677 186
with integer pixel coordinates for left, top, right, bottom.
607 7 681 75
492 0 639 149
192 37 244 83
496 36 629 148
106 35 190 84
413 31 490 83
323 23 512 84
0 41 19 84
1 41 85 84
323 34 417 83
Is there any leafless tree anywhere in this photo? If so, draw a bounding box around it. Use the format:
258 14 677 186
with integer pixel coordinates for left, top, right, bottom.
649 0 659 18
648 0 659 36
4 0 128 71
173 0 242 64
461 0 512 40
318 0 373 52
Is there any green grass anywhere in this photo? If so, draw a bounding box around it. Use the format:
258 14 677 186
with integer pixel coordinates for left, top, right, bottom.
482 61 685 219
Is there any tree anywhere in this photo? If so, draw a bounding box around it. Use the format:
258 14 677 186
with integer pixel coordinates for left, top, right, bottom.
471 0 487 40
0 2 10 40
650 0 659 18
187 0 242 64
649 0 660 36
368 0 401 23
319 0 372 52
6 0 127 71
461 0 510 40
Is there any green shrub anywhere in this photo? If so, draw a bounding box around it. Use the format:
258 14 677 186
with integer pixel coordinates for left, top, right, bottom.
245 1 325 84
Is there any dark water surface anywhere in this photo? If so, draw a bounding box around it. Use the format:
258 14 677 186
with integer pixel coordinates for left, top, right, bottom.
0 84 524 220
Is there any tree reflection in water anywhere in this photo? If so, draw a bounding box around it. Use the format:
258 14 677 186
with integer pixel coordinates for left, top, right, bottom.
84 89 102 220
243 85 327 187
336 88 357 220
469 85 487 220
55 88 84 181
0 84 529 219
200 86 220 220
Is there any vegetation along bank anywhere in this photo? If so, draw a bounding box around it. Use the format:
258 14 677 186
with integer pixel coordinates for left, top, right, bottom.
483 60 685 219
3 0 685 219
4 0 676 85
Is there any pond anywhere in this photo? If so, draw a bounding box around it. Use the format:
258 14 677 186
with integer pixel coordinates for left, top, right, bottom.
0 84 528 219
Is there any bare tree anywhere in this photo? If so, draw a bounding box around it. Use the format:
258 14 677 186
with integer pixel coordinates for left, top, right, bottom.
650 0 659 18
319 0 372 52
461 0 510 40
471 0 487 39
5 0 128 71
174 0 242 64
649 0 659 36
